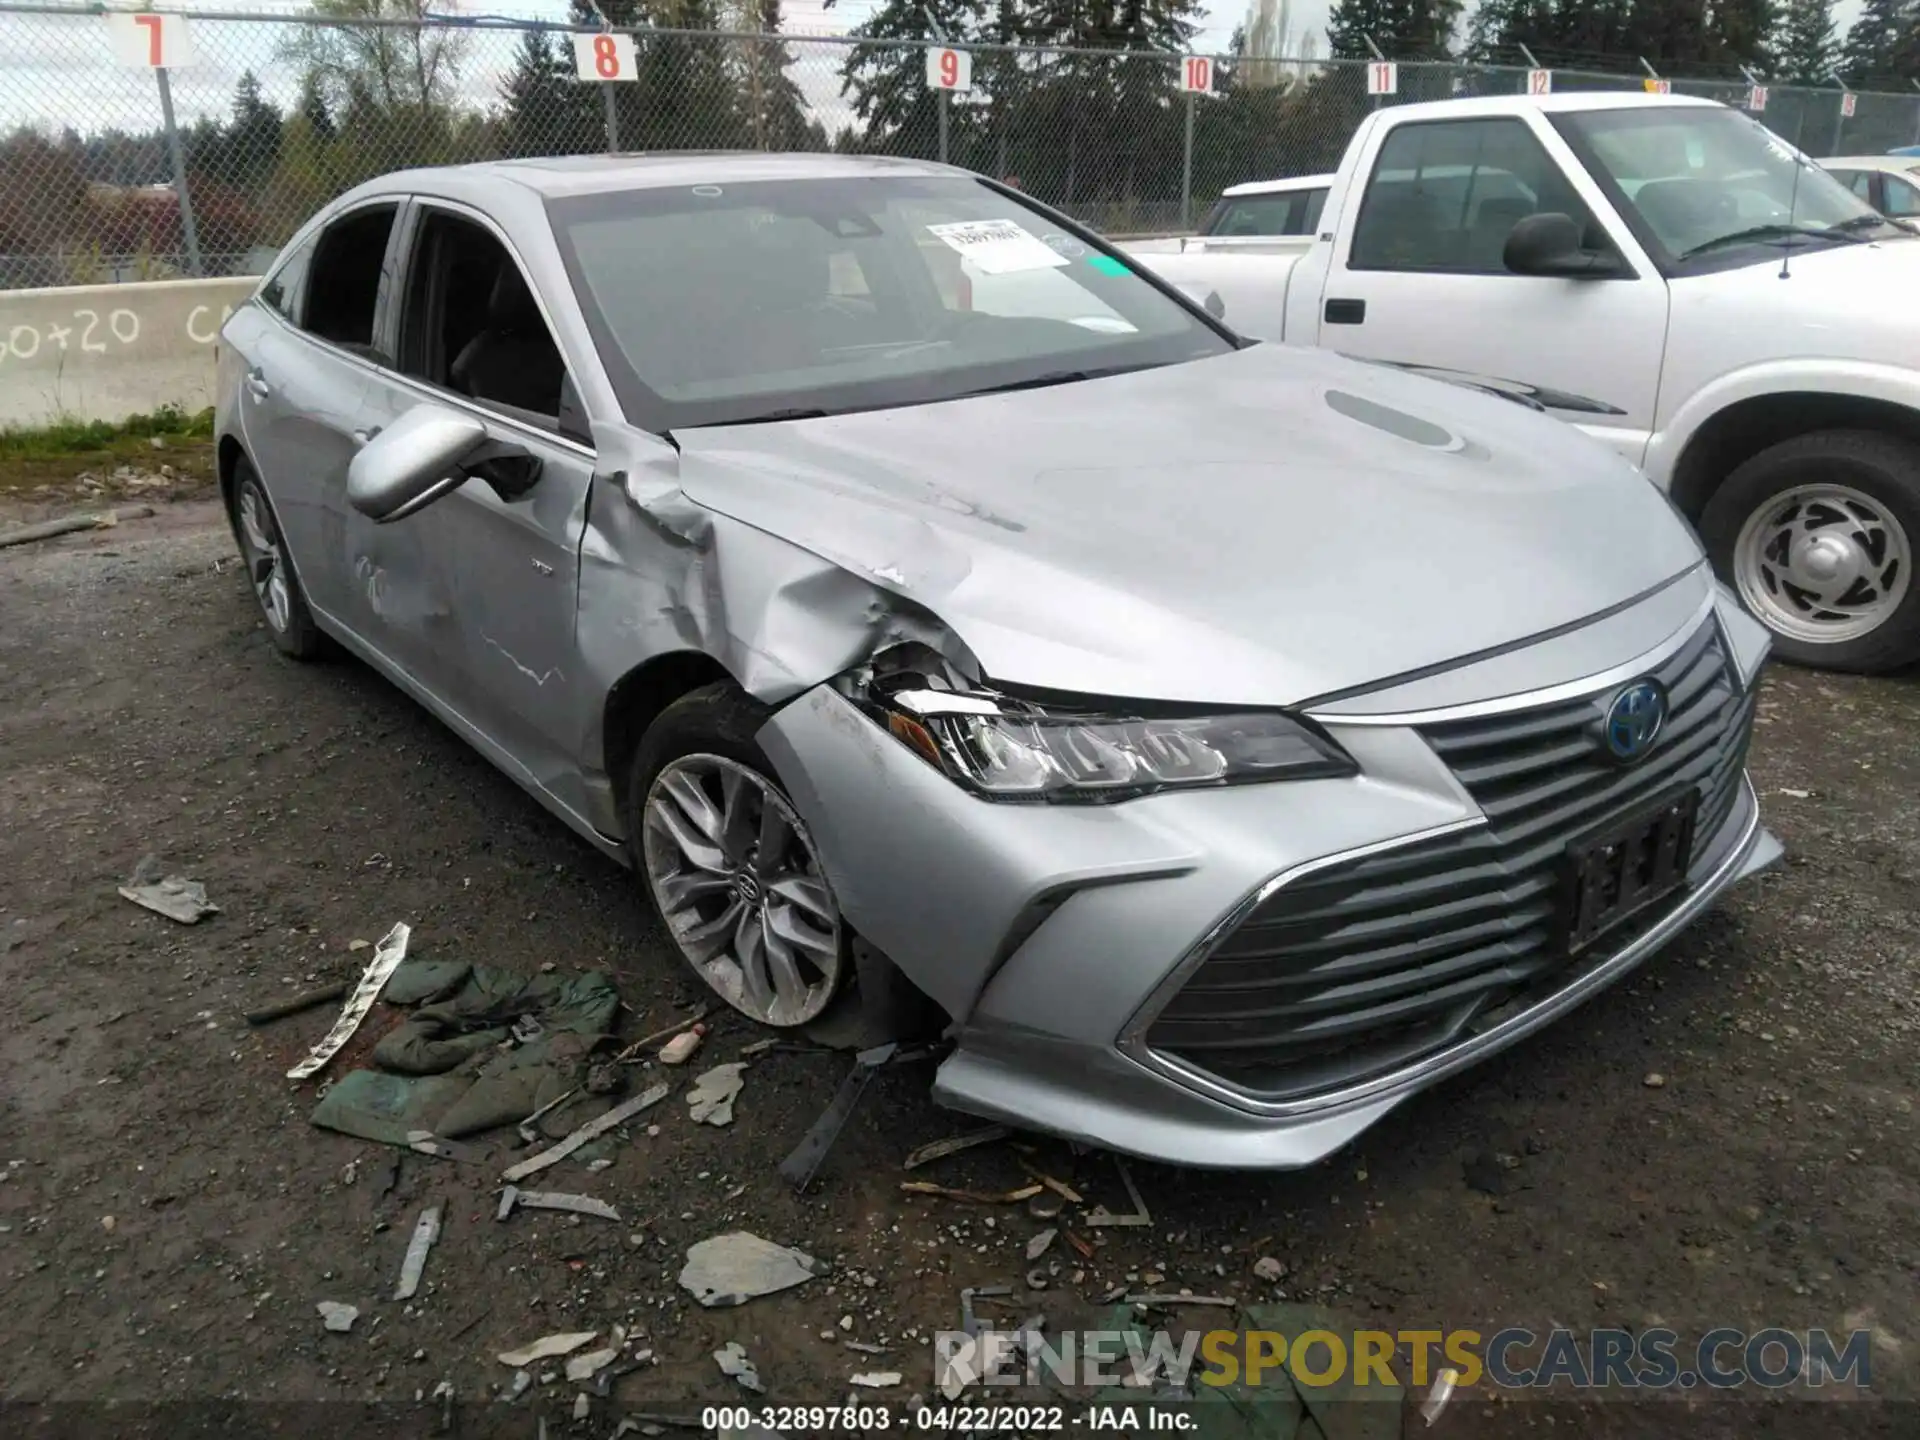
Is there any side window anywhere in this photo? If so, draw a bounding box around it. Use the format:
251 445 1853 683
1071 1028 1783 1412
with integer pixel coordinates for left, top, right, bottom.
303 205 397 357
258 239 313 322
397 209 571 426
1210 195 1301 237
1299 188 1329 234
1882 174 1920 217
1826 169 1869 200
1350 119 1601 275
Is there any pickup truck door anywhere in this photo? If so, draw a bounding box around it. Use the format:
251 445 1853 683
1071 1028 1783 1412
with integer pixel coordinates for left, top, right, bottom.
1303 110 1670 465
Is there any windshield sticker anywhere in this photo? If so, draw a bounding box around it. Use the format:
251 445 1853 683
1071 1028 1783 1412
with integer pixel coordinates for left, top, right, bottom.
927 220 1070 274
1086 254 1130 276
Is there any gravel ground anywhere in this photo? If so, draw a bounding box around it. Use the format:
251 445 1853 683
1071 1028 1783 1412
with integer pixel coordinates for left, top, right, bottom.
1 495 1916 1437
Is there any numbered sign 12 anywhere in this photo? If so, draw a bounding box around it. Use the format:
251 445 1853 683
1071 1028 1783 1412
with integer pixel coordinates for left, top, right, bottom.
1366 62 1397 96
1841 92 1857 118
1527 69 1552 95
1178 55 1213 95
926 46 973 93
106 12 195 69
573 32 637 82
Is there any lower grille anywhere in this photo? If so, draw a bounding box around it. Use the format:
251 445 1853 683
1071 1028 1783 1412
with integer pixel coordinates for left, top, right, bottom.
1143 618 1757 1102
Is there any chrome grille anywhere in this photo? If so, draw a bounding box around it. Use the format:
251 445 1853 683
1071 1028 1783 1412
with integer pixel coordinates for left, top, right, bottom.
1143 619 1757 1102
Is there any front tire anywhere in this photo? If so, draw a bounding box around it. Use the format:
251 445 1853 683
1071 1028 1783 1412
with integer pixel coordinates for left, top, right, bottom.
228 460 325 661
1700 429 1920 674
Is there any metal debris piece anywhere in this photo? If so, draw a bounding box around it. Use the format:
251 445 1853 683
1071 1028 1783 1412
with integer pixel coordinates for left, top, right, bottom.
900 1181 1042 1205
904 1125 1012 1170
432 1379 455 1433
1125 1292 1236 1308
1020 1165 1084 1204
246 982 349 1026
407 1131 486 1164
393 1204 442 1301
1027 1191 1065 1220
503 1370 532 1402
844 1341 890 1355
713 1341 764 1393
497 1331 600 1368
849 1371 903 1388
960 1285 1013 1337
516 1086 580 1142
501 1083 670 1183
1422 1366 1460 1425
117 855 220 925
1025 1267 1050 1290
1065 1230 1095 1259
591 1352 652 1398
680 1231 826 1307
777 1041 896 1191
317 1300 358 1333
659 1026 707 1065
686 1062 746 1127
572 1392 591 1422
739 1037 781 1058
565 1345 620 1383
1084 1158 1151 1227
1026 1228 1056 1260
497 1185 620 1222
287 922 411 1081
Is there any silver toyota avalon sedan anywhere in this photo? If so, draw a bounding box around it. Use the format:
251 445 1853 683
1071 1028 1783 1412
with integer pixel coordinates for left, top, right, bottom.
215 153 1781 1168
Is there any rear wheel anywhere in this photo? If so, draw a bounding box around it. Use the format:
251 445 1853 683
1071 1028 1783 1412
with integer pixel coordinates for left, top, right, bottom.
1700 429 1920 673
228 460 325 660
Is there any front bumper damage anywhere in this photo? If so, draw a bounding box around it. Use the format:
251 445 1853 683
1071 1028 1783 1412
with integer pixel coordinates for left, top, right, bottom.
756 577 1782 1170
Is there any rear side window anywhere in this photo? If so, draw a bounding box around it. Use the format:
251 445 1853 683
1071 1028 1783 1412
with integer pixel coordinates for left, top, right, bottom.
1203 188 1328 237
303 205 397 357
1350 118 1598 274
1826 169 1871 201
1883 174 1920 216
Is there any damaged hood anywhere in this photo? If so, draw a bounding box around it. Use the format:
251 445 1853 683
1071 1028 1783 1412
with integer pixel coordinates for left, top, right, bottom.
670 343 1704 707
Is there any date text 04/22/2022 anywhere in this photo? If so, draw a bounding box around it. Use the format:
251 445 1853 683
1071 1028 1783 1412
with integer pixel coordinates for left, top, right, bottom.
698 1405 1193 1431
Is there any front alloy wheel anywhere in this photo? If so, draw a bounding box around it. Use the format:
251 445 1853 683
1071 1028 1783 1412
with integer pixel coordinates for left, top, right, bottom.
641 753 843 1027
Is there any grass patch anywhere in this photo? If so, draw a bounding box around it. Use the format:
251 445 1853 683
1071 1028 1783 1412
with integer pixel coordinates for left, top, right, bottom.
0 406 216 496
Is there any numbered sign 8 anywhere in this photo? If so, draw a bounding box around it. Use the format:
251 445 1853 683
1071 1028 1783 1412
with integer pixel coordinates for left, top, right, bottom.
1178 55 1213 95
572 31 637 82
106 12 196 69
1841 92 1857 118
1526 68 1552 95
1366 61 1397 96
925 46 973 93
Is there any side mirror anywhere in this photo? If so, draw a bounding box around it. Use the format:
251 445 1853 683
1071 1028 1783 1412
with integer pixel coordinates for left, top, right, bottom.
1503 212 1627 279
1174 281 1227 320
347 403 487 523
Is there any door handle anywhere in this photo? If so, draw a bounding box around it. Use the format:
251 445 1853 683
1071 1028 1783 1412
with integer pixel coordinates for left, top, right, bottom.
245 371 271 399
352 426 383 447
1324 298 1366 325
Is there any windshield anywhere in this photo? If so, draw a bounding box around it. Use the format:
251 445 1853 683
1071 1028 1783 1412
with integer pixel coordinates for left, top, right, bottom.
547 175 1232 430
1555 106 1891 263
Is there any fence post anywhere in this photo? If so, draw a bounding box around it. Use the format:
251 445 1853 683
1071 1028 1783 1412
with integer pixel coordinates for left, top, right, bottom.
939 88 950 165
603 81 621 153
154 64 203 278
1909 80 1920 148
1180 88 1194 230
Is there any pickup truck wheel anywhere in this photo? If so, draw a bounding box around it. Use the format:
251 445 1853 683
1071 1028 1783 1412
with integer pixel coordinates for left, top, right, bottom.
1701 430 1920 673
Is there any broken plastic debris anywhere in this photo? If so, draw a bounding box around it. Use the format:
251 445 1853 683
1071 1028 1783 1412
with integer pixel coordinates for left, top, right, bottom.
904 1125 1011 1170
118 855 220 925
900 1181 1042 1205
686 1062 746 1127
658 1025 707 1065
501 1083 670 1183
564 1345 620 1383
497 1331 600 1368
850 1371 903 1388
497 1185 620 1222
1253 1256 1285 1282
572 1393 590 1422
713 1341 764 1393
680 1231 826 1308
1422 1366 1460 1425
503 1370 532 1402
1084 1157 1151 1227
1026 1228 1056 1260
286 922 411 1081
394 1204 442 1301
317 1300 358 1333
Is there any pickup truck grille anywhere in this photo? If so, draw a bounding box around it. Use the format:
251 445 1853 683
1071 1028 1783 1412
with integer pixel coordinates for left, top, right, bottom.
1142 618 1756 1102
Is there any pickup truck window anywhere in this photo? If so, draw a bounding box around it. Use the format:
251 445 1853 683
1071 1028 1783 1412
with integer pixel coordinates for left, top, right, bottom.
1202 188 1329 237
1554 106 1890 267
1884 174 1920 218
1349 118 1600 274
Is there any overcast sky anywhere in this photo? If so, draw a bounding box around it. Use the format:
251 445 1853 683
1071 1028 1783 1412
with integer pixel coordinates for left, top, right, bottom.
0 0 1872 138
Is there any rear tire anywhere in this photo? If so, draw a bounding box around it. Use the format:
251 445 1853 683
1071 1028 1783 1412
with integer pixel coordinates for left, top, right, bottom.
1700 429 1920 674
227 459 326 661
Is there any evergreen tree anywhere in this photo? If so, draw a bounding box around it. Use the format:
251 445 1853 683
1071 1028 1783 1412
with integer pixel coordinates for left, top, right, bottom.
1703 0 1776 69
500 29 602 156
839 0 985 156
738 0 821 150
571 0 750 150
1840 0 1919 86
228 72 284 196
1771 0 1837 83
1325 0 1464 59
299 76 336 144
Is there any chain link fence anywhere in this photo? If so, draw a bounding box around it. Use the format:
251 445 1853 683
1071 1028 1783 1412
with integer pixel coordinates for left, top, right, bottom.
4 2 1920 290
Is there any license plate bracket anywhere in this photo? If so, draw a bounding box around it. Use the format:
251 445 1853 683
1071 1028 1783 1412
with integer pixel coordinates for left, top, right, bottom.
1560 787 1700 955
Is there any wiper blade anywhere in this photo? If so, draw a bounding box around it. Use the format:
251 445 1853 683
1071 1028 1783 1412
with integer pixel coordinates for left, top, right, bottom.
1678 223 1866 259
953 362 1160 399
695 406 835 427
1828 213 1891 233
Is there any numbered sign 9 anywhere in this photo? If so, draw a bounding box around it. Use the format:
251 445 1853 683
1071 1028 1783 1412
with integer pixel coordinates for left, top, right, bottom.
1366 61 1397 96
1526 68 1552 95
106 11 196 69
573 31 637 82
926 46 973 93
1747 85 1767 112
1178 55 1213 95
1841 92 1857 118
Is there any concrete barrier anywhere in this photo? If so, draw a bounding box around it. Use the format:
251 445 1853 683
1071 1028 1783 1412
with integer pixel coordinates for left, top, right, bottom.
0 276 259 430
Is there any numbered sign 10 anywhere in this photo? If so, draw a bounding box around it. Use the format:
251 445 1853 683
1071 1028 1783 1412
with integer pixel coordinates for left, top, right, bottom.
1178 55 1214 95
926 46 973 93
1366 62 1397 96
1526 69 1552 95
106 11 195 69
573 32 637 82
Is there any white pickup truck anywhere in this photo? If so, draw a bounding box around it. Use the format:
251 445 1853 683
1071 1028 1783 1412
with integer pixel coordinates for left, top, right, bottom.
1133 91 1920 674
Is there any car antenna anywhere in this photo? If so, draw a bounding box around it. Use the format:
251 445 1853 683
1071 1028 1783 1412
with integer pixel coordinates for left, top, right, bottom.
1779 139 1803 281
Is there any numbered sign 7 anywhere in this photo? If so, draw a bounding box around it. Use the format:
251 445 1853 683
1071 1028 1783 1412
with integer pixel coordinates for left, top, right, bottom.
926 46 973 93
572 31 638 82
107 12 196 69
1178 55 1213 95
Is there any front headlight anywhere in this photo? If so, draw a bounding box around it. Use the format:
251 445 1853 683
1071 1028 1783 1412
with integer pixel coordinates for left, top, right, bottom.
844 669 1355 803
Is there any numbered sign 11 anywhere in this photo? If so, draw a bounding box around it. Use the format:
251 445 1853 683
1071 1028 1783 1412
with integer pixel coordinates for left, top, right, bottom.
1178 55 1214 95
1747 85 1768 112
106 11 195 69
1527 68 1552 95
573 32 637 82
1366 61 1397 96
926 46 973 93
